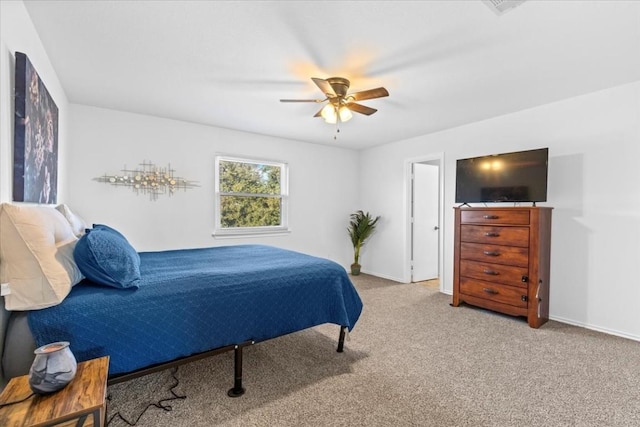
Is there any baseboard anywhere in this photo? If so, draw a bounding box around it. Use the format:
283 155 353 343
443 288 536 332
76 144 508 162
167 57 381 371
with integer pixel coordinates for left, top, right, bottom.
358 269 405 283
549 315 640 343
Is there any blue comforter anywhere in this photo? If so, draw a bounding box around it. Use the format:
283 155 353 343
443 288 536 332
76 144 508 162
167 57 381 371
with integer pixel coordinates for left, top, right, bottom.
28 245 363 376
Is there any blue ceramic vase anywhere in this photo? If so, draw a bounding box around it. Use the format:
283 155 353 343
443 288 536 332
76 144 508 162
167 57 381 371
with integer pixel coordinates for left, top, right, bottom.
28 341 77 394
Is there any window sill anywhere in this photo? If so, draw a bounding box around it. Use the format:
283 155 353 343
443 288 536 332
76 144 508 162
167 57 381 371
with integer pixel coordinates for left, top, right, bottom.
212 228 291 239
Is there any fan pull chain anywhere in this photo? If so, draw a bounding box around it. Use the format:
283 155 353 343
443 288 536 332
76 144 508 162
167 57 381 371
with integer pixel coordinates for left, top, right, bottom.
334 119 340 140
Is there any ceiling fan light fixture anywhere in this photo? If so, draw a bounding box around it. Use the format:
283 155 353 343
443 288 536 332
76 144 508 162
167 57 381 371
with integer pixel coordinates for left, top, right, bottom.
321 103 337 124
338 105 352 122
281 76 388 127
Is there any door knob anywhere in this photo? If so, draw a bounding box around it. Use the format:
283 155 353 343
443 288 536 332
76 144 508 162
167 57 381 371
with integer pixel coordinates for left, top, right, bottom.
433 226 439 230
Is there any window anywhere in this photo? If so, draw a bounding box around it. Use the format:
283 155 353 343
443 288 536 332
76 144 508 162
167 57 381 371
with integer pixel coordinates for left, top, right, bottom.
214 156 289 236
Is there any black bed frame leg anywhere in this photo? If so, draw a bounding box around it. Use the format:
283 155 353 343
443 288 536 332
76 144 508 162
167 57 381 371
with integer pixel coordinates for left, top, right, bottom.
337 326 346 353
228 341 253 397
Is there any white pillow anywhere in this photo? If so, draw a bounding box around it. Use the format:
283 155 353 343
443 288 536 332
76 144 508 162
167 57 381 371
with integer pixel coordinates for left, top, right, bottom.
0 203 83 311
55 204 88 237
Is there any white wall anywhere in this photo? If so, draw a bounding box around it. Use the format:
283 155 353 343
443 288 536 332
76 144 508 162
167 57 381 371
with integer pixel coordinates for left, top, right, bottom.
360 81 640 340
0 0 71 389
66 104 359 267
0 0 69 203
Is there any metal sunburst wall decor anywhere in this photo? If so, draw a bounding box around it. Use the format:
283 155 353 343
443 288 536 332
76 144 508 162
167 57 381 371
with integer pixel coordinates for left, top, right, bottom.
95 160 198 201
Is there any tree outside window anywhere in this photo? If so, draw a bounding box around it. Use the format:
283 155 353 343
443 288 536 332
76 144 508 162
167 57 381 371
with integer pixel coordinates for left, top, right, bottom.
214 156 289 235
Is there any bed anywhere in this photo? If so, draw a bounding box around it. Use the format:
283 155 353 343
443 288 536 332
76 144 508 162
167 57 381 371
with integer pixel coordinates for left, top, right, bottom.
0 203 363 395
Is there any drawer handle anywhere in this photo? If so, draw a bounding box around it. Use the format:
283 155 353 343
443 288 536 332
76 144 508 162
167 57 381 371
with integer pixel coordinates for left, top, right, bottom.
483 215 499 219
483 251 500 256
483 270 499 275
483 288 498 295
484 232 500 237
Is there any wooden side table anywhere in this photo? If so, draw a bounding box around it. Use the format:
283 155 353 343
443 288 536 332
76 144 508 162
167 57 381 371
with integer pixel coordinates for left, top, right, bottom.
0 356 109 427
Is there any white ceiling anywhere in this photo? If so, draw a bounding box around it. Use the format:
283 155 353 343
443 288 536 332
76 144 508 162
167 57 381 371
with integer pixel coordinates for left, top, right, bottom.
22 0 640 150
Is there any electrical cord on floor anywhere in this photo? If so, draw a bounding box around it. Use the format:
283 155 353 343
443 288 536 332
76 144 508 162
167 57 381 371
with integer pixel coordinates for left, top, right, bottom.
106 367 186 426
0 391 35 407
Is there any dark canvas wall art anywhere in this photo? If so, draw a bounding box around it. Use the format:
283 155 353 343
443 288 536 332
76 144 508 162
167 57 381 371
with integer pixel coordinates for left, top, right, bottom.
13 51 59 204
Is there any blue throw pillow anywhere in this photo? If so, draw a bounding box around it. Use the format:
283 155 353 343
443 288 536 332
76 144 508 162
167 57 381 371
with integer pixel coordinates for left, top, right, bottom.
92 223 127 240
74 225 141 289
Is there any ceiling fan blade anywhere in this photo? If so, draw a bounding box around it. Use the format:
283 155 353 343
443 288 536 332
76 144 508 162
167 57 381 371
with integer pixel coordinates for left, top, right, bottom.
312 77 337 98
349 87 389 102
280 99 324 103
347 102 378 116
313 107 324 118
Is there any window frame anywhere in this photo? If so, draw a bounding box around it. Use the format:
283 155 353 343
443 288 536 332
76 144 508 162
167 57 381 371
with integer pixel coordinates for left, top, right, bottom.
213 155 290 237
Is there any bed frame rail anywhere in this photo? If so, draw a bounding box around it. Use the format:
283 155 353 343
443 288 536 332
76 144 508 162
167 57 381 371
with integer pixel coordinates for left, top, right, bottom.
108 325 348 397
108 340 255 397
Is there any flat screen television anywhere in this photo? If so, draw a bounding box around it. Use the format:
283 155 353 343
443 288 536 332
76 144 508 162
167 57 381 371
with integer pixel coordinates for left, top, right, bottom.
455 148 548 204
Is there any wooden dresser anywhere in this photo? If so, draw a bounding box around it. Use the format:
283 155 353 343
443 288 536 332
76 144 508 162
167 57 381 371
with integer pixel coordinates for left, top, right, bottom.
452 207 553 328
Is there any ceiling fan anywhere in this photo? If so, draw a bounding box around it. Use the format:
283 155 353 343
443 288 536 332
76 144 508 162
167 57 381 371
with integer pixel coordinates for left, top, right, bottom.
280 77 389 124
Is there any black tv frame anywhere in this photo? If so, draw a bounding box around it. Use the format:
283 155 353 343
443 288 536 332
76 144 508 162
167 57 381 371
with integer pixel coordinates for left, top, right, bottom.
455 147 548 206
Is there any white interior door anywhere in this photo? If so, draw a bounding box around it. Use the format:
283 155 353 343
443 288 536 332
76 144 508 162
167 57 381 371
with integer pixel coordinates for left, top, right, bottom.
412 163 439 282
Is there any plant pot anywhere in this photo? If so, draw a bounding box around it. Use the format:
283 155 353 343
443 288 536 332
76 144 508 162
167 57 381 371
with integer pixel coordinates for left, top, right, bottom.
350 263 361 276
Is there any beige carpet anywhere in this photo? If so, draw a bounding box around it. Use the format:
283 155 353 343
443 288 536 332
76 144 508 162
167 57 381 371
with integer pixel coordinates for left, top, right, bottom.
106 274 640 426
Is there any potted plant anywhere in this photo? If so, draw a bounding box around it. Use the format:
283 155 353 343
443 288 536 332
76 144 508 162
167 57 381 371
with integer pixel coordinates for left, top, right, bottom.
347 210 380 275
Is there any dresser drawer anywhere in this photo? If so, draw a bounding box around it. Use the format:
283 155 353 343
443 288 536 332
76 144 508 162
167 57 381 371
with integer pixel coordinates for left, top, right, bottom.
460 225 529 247
459 277 527 308
460 242 529 267
460 209 530 225
459 260 528 288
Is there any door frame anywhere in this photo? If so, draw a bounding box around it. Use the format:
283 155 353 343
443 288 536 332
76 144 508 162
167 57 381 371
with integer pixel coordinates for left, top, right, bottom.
404 153 445 288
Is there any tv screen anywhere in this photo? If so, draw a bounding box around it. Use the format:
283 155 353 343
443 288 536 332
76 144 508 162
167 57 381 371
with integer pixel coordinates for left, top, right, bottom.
455 148 548 204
